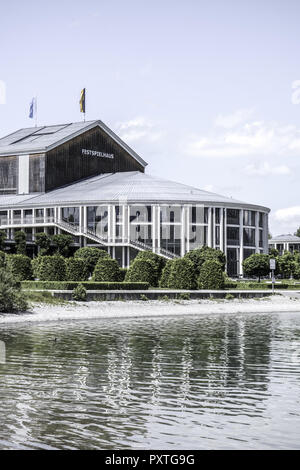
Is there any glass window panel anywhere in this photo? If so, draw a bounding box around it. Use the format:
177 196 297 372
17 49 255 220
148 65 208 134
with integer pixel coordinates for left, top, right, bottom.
130 205 152 223
243 228 256 246
227 226 239 245
161 206 181 223
190 206 207 224
0 156 17 194
227 209 240 225
62 207 79 225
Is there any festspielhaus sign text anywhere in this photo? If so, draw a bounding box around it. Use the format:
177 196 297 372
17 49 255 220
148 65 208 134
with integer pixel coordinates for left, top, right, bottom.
82 149 114 159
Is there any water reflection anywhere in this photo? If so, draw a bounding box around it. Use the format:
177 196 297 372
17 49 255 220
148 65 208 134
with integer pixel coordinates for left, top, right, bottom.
0 312 300 449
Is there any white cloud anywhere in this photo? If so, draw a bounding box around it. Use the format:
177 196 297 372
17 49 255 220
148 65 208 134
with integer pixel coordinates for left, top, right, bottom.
244 162 291 176
186 115 300 159
274 206 300 223
115 116 163 143
215 108 254 129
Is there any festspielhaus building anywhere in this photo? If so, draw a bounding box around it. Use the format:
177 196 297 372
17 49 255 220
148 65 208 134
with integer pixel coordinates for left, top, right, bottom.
0 120 270 276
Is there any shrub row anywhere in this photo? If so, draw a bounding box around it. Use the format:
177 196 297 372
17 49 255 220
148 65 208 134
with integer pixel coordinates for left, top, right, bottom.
21 281 149 290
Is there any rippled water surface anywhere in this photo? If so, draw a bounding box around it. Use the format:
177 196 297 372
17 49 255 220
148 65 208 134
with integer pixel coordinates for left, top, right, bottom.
0 311 300 449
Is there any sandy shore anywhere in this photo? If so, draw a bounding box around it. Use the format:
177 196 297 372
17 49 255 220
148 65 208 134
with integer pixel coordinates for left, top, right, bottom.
0 294 300 324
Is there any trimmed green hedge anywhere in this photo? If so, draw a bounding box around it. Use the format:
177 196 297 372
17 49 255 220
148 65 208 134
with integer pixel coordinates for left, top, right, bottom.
125 259 157 286
93 257 120 282
198 259 225 289
159 259 174 288
74 247 109 274
168 258 197 290
6 254 33 281
33 255 66 281
65 258 89 281
22 281 149 290
133 251 166 286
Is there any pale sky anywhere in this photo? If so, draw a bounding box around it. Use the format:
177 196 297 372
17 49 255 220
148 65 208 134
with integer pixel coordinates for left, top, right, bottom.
1 0 300 236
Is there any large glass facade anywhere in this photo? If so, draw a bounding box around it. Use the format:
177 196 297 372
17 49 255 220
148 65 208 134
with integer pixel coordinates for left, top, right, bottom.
87 206 108 239
62 207 79 225
29 154 45 193
0 156 17 194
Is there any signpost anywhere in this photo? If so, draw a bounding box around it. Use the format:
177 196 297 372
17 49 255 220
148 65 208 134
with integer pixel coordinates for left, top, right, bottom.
270 258 276 294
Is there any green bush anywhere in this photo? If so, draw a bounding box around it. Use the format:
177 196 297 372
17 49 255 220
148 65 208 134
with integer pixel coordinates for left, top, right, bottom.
125 259 157 286
72 283 87 301
14 230 26 255
159 260 173 288
51 234 73 257
140 294 149 301
177 292 191 300
119 268 128 281
93 257 120 282
0 267 28 312
224 281 238 289
22 281 149 290
6 254 33 281
38 255 66 281
168 258 197 290
185 246 226 274
242 253 270 282
0 230 7 251
133 251 166 286
35 232 51 256
225 293 235 300
74 247 109 274
65 258 89 281
198 259 225 289
0 250 6 268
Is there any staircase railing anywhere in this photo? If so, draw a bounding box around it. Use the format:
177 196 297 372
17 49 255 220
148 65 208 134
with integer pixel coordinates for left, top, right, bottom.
1 215 180 260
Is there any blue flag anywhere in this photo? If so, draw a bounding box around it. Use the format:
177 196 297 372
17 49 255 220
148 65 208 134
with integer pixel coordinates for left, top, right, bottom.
29 97 36 119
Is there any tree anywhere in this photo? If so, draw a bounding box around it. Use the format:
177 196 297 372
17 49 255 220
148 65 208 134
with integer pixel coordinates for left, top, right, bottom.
0 267 28 312
184 246 226 275
125 259 157 286
242 253 270 282
133 251 166 287
295 227 300 238
51 234 73 257
278 251 296 279
168 258 197 290
14 230 26 255
65 258 89 281
6 254 33 281
74 247 109 275
35 232 51 256
159 260 174 288
93 258 120 282
198 259 225 289
0 230 7 251
38 255 66 281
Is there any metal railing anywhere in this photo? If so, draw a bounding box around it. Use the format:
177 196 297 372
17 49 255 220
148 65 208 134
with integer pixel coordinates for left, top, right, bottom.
0 215 180 259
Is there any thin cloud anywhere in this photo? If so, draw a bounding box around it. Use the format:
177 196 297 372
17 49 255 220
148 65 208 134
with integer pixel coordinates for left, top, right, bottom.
115 116 163 143
244 162 291 176
186 115 300 159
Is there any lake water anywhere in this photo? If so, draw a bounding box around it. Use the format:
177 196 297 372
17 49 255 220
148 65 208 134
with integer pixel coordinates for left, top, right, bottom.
0 311 300 450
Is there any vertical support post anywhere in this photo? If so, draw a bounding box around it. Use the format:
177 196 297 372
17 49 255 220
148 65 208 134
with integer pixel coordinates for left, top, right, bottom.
208 207 213 247
239 209 244 277
180 206 185 257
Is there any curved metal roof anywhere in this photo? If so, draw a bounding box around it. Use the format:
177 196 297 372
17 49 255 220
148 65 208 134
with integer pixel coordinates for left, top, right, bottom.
0 171 270 212
269 234 300 243
0 120 147 167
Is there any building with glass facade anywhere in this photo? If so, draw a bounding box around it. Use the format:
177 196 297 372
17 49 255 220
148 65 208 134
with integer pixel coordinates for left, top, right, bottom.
269 234 300 255
0 120 270 276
